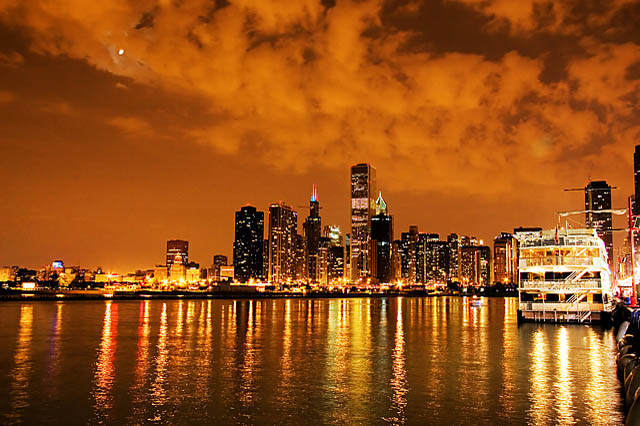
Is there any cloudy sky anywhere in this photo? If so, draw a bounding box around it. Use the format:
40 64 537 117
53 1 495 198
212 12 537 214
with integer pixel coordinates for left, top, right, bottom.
0 0 639 272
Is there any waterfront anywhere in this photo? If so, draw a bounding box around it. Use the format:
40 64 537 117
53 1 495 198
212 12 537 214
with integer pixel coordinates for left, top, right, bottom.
0 297 624 425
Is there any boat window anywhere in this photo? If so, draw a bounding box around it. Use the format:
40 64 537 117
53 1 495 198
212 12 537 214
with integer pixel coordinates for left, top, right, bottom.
592 294 603 303
520 293 535 302
545 293 560 302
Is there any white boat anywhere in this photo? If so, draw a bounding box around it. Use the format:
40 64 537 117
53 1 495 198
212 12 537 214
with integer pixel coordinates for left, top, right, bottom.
516 228 614 324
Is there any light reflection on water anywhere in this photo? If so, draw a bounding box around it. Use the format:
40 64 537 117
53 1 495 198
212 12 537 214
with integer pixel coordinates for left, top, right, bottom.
0 297 625 425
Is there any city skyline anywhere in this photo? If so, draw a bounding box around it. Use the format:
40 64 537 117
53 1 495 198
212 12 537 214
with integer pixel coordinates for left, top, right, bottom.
1 0 639 272
1 167 635 273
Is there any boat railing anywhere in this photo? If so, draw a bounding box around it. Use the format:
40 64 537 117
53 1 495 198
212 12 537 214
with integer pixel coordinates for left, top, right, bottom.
519 257 606 268
519 279 602 291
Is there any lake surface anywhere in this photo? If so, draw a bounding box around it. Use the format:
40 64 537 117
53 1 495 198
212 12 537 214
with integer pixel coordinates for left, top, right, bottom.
0 297 624 425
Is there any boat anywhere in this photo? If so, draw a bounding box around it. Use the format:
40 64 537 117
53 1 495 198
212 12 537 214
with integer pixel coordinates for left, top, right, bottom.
516 228 614 324
469 296 483 307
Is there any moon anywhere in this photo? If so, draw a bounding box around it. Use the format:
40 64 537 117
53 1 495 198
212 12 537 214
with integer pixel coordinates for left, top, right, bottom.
118 48 125 56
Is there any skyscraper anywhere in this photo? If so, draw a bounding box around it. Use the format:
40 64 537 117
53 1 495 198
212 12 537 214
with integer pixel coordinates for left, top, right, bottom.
166 239 188 272
371 192 393 283
304 185 322 282
233 205 264 283
416 233 439 283
268 202 298 284
585 180 613 266
399 226 419 283
493 233 517 284
350 163 376 283
447 233 461 282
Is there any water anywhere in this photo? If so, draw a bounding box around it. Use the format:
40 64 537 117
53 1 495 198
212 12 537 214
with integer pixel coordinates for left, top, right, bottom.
0 297 625 425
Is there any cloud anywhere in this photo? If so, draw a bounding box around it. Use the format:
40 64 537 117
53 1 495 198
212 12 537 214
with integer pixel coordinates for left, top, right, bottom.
0 89 14 103
0 50 23 67
107 115 153 137
0 0 638 198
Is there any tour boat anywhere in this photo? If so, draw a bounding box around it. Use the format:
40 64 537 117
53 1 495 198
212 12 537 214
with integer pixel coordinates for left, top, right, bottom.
516 228 614 323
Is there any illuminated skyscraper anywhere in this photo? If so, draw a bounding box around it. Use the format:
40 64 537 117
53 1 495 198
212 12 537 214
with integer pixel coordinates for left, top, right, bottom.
371 192 393 283
323 225 343 247
585 180 613 266
166 239 188 273
233 205 264 282
447 233 461 281
493 233 517 284
304 185 322 282
399 226 419 283
350 163 377 283
268 202 298 284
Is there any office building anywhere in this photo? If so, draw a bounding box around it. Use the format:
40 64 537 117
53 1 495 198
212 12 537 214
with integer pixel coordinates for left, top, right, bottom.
304 185 322 282
268 202 298 284
233 205 264 282
494 233 517 284
585 180 613 266
350 163 376 283
167 240 188 272
371 192 393 283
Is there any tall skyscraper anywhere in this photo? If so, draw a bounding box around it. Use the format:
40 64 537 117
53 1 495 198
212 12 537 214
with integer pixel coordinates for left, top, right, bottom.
350 163 376 283
416 233 439 283
447 233 461 281
233 205 264 283
585 180 613 266
371 192 393 283
304 185 322 282
493 233 517 284
268 202 298 284
399 226 419 283
421 237 450 284
166 240 188 272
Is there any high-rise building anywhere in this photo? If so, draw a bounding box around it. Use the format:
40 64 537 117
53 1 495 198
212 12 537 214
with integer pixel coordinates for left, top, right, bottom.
371 192 393 283
493 233 517 284
327 245 345 283
416 233 439 283
399 226 419 283
585 180 613 266
304 185 322 282
350 163 377 283
422 238 450 284
233 206 264 283
323 225 343 247
317 237 330 285
268 202 298 284
447 233 461 282
461 246 479 286
213 255 228 268
166 240 188 272
478 246 492 285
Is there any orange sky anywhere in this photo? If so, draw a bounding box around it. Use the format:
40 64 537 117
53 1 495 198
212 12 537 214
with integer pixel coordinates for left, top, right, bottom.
0 0 639 272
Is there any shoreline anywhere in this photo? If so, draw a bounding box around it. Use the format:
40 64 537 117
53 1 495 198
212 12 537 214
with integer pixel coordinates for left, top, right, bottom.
0 289 517 302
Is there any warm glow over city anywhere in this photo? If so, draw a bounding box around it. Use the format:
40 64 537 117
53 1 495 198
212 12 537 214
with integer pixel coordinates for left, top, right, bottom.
0 0 639 424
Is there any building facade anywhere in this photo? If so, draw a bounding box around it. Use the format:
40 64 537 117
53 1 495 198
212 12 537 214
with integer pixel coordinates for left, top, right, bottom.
371 192 393 283
350 163 377 283
233 206 264 283
304 186 322 282
268 202 298 284
166 240 188 273
493 233 517 284
585 180 613 266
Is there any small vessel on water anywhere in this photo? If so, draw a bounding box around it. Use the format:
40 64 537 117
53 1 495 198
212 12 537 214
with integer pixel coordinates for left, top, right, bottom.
516 228 614 324
469 296 483 307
